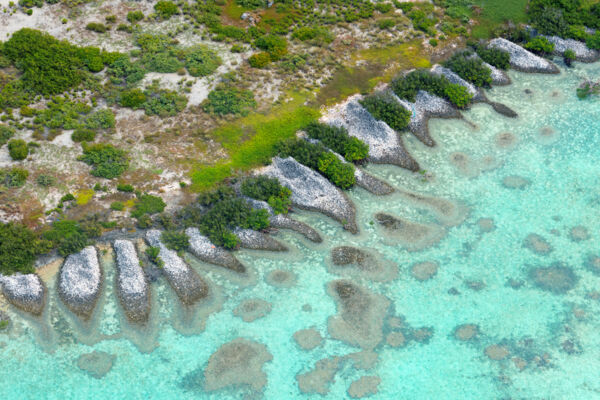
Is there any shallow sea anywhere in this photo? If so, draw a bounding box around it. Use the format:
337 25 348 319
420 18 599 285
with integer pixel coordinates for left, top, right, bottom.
1 61 599 400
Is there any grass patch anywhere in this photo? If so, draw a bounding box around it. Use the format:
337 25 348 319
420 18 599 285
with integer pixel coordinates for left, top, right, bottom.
471 0 529 39
75 189 95 205
190 92 319 191
223 0 247 21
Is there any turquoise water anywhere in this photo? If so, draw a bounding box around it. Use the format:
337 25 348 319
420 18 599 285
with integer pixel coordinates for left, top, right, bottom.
1 62 600 399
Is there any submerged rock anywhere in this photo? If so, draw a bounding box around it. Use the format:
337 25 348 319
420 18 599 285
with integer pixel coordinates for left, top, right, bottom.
77 351 115 379
569 225 590 242
544 35 600 62
489 38 560 74
354 168 395 195
327 280 390 350
450 152 479 178
203 338 272 392
145 230 208 306
523 233 553 255
484 61 511 85
477 218 495 232
585 254 600 275
348 376 381 399
410 261 438 281
485 344 510 361
0 273 46 315
263 157 358 233
58 246 102 320
233 227 288 252
329 246 398 282
296 356 341 395
185 227 246 273
233 298 272 322
529 264 578 294
269 214 323 243
293 328 323 350
454 324 479 341
374 213 445 251
113 240 150 324
490 102 518 118
393 90 460 147
265 269 297 288
397 189 467 227
321 95 420 170
495 132 518 149
502 175 531 190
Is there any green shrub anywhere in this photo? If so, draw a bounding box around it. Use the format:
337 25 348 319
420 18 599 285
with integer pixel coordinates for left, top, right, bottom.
254 35 288 60
137 214 153 228
248 52 271 68
241 175 292 214
0 125 15 146
142 84 187 117
443 83 472 108
202 86 256 116
303 122 369 163
408 8 436 34
0 167 28 188
443 51 492 87
377 18 396 29
154 0 178 19
429 38 438 47
117 183 134 192
391 69 473 108
110 201 124 211
36 174 55 187
161 231 189 252
563 48 576 66
60 193 75 203
242 208 270 230
142 52 183 73
131 194 166 218
525 36 555 56
42 219 89 256
184 46 221 77
0 223 50 275
475 46 510 70
317 152 355 189
78 143 129 179
127 10 144 23
8 139 28 160
375 2 393 13
236 0 265 8
105 15 116 24
72 128 96 142
86 22 108 33
586 32 600 50
119 88 147 108
359 93 411 131
84 108 115 130
231 44 246 53
108 57 146 85
145 246 163 267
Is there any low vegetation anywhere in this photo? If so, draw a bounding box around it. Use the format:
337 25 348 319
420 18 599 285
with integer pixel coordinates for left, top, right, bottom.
303 122 369 163
359 93 412 132
391 70 473 108
443 51 492 87
0 222 50 275
240 175 291 214
78 143 129 179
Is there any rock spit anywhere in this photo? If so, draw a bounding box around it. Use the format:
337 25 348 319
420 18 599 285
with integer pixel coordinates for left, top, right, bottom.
186 227 246 273
113 240 151 324
58 246 102 320
0 273 46 315
489 38 560 74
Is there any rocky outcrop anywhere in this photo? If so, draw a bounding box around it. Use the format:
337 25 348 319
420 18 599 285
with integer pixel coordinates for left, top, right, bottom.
113 240 150 324
58 246 102 320
393 90 460 146
354 168 395 195
484 61 511 85
0 273 46 315
545 35 600 62
185 227 246 273
321 95 419 171
269 214 322 243
233 227 288 252
145 230 208 306
489 38 560 74
262 157 358 233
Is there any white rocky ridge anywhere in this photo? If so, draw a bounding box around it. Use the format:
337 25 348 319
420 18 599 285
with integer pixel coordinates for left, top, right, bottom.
489 38 560 73
483 61 511 85
0 273 46 315
186 227 246 273
262 157 358 233
320 95 419 171
544 35 600 62
233 227 288 252
113 240 150 323
58 246 102 319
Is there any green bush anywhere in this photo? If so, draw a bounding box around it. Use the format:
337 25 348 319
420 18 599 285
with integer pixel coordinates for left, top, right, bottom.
110 201 124 211
143 86 188 117
161 231 189 252
154 0 179 19
525 36 555 56
72 128 96 142
248 52 271 68
36 174 56 187
303 122 369 163
429 38 438 47
377 18 396 30
236 0 265 8
443 51 492 87
8 139 28 160
108 57 146 85
84 108 115 130
145 246 163 267
563 48 576 65
203 86 256 116
86 22 108 33
391 69 473 108
254 35 288 61
42 219 90 256
78 143 129 179
443 83 472 108
375 2 393 13
243 208 270 230
184 46 221 77
408 8 436 34
241 175 292 214
0 125 15 146
117 183 134 192
586 32 600 50
127 10 144 23
0 223 50 275
119 88 147 108
475 46 510 70
131 194 166 218
317 152 355 189
359 93 411 131
292 26 334 45
0 167 28 187
142 52 183 73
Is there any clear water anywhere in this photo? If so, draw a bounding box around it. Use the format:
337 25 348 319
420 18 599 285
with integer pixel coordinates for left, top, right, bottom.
1 62 600 399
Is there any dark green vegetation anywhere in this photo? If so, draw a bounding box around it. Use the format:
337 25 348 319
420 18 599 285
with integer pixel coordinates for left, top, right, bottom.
475 46 511 70
161 231 189 252
0 222 50 274
524 36 555 55
154 0 179 19
131 194 167 219
0 125 15 146
276 138 356 189
443 51 492 87
303 122 369 163
391 69 473 108
78 143 129 179
576 80 600 99
359 93 412 132
8 139 28 160
240 175 291 214
202 85 256 116
528 0 600 38
0 167 28 188
42 218 102 257
145 246 163 268
185 46 222 77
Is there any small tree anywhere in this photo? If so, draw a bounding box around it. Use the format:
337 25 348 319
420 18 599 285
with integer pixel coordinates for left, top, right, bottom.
8 139 28 160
